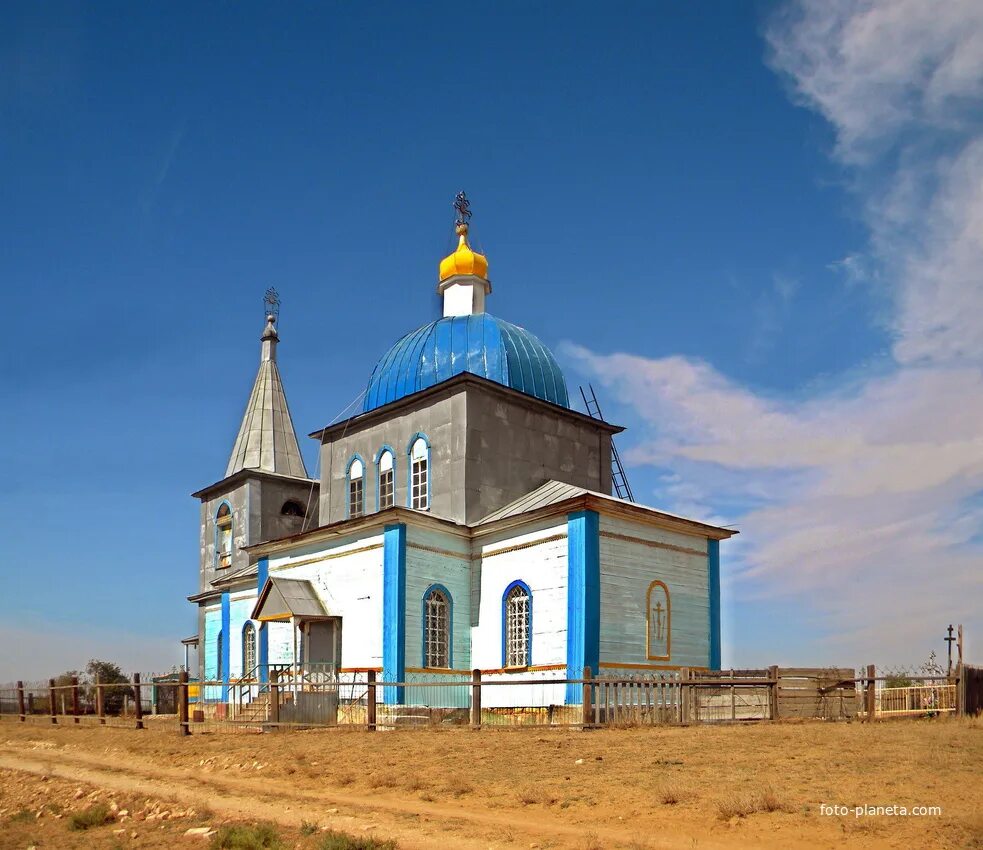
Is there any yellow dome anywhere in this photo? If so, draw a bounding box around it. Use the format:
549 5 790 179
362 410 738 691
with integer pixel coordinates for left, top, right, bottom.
439 223 488 282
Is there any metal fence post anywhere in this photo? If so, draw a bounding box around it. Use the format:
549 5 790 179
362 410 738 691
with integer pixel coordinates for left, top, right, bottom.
865 664 876 720
582 666 592 728
48 679 57 724
471 669 481 729
133 674 144 730
71 676 80 724
366 671 377 731
16 681 25 722
269 669 280 728
680 668 690 722
178 671 190 737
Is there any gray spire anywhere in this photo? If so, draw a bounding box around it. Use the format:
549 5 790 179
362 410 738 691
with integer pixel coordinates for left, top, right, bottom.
225 315 308 479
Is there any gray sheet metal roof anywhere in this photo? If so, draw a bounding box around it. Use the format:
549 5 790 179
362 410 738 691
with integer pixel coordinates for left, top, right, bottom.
226 316 308 479
252 577 328 621
477 480 591 524
477 479 737 538
211 562 259 587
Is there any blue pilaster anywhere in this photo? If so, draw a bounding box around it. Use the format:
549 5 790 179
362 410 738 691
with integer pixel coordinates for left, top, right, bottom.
708 539 721 670
382 523 407 704
257 557 269 682
566 510 600 703
220 591 231 701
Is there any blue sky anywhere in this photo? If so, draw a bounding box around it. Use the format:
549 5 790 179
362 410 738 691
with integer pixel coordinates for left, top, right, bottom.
2 1 980 679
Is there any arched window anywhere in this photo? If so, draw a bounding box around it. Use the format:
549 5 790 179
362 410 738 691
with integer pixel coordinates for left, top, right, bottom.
281 500 304 517
409 436 429 510
646 581 671 660
377 449 395 510
348 457 364 518
423 586 451 669
216 630 224 680
215 503 233 569
503 581 532 668
242 622 257 675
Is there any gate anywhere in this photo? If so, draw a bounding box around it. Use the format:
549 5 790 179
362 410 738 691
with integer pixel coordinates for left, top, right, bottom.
961 664 983 716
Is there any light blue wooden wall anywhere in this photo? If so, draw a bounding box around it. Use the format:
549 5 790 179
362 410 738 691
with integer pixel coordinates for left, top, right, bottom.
598 515 710 669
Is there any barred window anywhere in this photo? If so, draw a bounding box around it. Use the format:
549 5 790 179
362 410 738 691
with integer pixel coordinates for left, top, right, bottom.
215 503 233 568
348 457 364 518
424 587 450 668
410 437 429 510
378 450 394 510
504 583 531 668
243 622 257 675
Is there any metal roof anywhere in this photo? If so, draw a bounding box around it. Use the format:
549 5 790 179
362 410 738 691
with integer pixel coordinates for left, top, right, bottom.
477 479 738 539
252 577 328 622
225 317 308 479
363 313 569 412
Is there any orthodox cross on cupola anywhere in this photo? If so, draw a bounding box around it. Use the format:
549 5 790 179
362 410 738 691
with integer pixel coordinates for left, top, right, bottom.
438 191 491 317
264 287 281 323
453 190 472 231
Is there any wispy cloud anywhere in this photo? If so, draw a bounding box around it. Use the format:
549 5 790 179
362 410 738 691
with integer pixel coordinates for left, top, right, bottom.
563 0 983 663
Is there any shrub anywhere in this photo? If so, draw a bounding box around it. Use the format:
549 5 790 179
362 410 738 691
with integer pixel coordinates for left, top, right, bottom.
209 823 282 849
318 831 397 850
8 809 33 824
301 821 319 836
716 795 757 821
659 786 681 805
68 804 113 831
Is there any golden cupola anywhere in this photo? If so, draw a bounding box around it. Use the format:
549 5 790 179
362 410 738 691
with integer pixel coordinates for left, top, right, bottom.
439 220 489 282
437 191 492 317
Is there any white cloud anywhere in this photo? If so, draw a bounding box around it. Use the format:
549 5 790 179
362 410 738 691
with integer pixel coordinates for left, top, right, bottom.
563 0 983 664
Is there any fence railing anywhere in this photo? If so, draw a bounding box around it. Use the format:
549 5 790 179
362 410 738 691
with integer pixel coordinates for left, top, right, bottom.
1 663 971 735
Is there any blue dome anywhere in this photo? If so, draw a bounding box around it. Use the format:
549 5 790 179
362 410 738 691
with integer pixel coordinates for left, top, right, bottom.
364 313 569 412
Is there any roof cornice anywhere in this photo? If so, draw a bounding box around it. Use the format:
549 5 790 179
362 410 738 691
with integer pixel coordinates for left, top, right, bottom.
309 372 623 442
191 468 318 501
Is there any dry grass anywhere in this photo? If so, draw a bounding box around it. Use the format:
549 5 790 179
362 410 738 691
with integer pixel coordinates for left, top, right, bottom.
659 785 682 805
67 802 113 831
716 795 758 821
443 775 474 797
367 773 398 789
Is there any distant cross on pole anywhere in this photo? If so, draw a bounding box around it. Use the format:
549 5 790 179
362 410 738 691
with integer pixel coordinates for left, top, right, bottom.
945 624 956 676
264 287 280 322
453 190 472 227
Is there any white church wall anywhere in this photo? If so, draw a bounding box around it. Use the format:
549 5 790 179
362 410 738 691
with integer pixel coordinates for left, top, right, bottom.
473 519 569 707
268 531 385 670
598 514 710 672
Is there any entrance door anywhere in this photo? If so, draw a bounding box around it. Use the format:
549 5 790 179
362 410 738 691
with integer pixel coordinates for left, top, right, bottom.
304 619 341 669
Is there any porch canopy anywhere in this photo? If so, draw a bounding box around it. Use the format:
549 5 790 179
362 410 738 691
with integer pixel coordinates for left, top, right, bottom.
252 577 328 622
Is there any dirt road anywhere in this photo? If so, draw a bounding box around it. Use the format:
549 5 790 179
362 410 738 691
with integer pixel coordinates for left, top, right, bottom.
1 717 980 849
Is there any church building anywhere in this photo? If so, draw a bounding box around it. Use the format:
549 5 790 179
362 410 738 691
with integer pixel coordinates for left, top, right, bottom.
187 195 736 708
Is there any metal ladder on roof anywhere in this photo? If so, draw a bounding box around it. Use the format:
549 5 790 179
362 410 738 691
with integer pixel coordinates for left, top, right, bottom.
579 384 635 502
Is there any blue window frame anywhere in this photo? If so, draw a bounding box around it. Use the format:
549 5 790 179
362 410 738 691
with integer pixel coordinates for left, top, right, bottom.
502 580 532 668
214 501 233 569
347 454 365 518
421 584 453 669
375 445 396 511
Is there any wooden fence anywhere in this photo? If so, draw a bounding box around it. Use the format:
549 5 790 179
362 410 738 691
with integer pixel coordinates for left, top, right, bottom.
2 663 976 735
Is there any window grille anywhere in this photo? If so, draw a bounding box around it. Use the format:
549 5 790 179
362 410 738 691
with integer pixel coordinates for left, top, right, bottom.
243 623 257 675
349 458 364 518
379 450 394 509
410 438 429 510
505 584 530 667
424 588 450 668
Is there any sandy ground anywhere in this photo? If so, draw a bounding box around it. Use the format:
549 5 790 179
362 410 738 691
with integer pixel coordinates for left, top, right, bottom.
0 716 981 850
